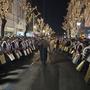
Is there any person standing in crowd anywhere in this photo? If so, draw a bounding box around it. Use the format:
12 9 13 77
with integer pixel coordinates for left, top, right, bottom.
38 36 50 65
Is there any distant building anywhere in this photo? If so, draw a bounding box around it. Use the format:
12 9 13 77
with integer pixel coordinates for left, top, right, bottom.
0 0 26 36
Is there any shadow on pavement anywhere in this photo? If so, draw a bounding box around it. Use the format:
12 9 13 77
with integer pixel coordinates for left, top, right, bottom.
31 64 59 90
0 78 20 85
0 54 34 85
31 50 90 90
0 72 19 78
0 54 33 73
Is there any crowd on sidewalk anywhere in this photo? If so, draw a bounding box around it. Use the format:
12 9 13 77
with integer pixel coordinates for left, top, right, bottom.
0 36 36 65
0 35 90 84
58 38 90 84
36 36 90 84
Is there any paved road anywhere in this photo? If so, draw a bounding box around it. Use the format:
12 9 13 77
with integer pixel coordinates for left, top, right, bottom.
0 50 90 90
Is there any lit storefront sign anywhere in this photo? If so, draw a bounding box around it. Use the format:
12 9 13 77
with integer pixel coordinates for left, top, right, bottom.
4 27 14 36
26 32 34 37
6 27 14 32
17 31 24 36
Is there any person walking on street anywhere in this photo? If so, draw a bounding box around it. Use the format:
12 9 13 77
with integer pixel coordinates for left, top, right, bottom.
38 36 50 65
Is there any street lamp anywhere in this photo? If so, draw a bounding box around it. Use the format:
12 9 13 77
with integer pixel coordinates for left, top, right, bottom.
43 30 45 33
33 25 37 29
77 22 81 26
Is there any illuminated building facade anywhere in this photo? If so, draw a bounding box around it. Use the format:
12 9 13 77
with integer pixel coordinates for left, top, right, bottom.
63 0 90 38
0 0 26 36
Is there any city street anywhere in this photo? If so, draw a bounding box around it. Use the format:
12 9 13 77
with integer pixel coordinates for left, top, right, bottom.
0 50 90 90
0 0 90 90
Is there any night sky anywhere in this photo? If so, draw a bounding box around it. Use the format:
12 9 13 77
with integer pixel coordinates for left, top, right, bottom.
31 0 70 34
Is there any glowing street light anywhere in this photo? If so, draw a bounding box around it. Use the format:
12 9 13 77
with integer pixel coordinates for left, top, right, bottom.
77 22 81 26
43 30 45 33
33 25 37 29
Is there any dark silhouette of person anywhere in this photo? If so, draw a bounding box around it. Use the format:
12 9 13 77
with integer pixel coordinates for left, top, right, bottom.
38 37 50 65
